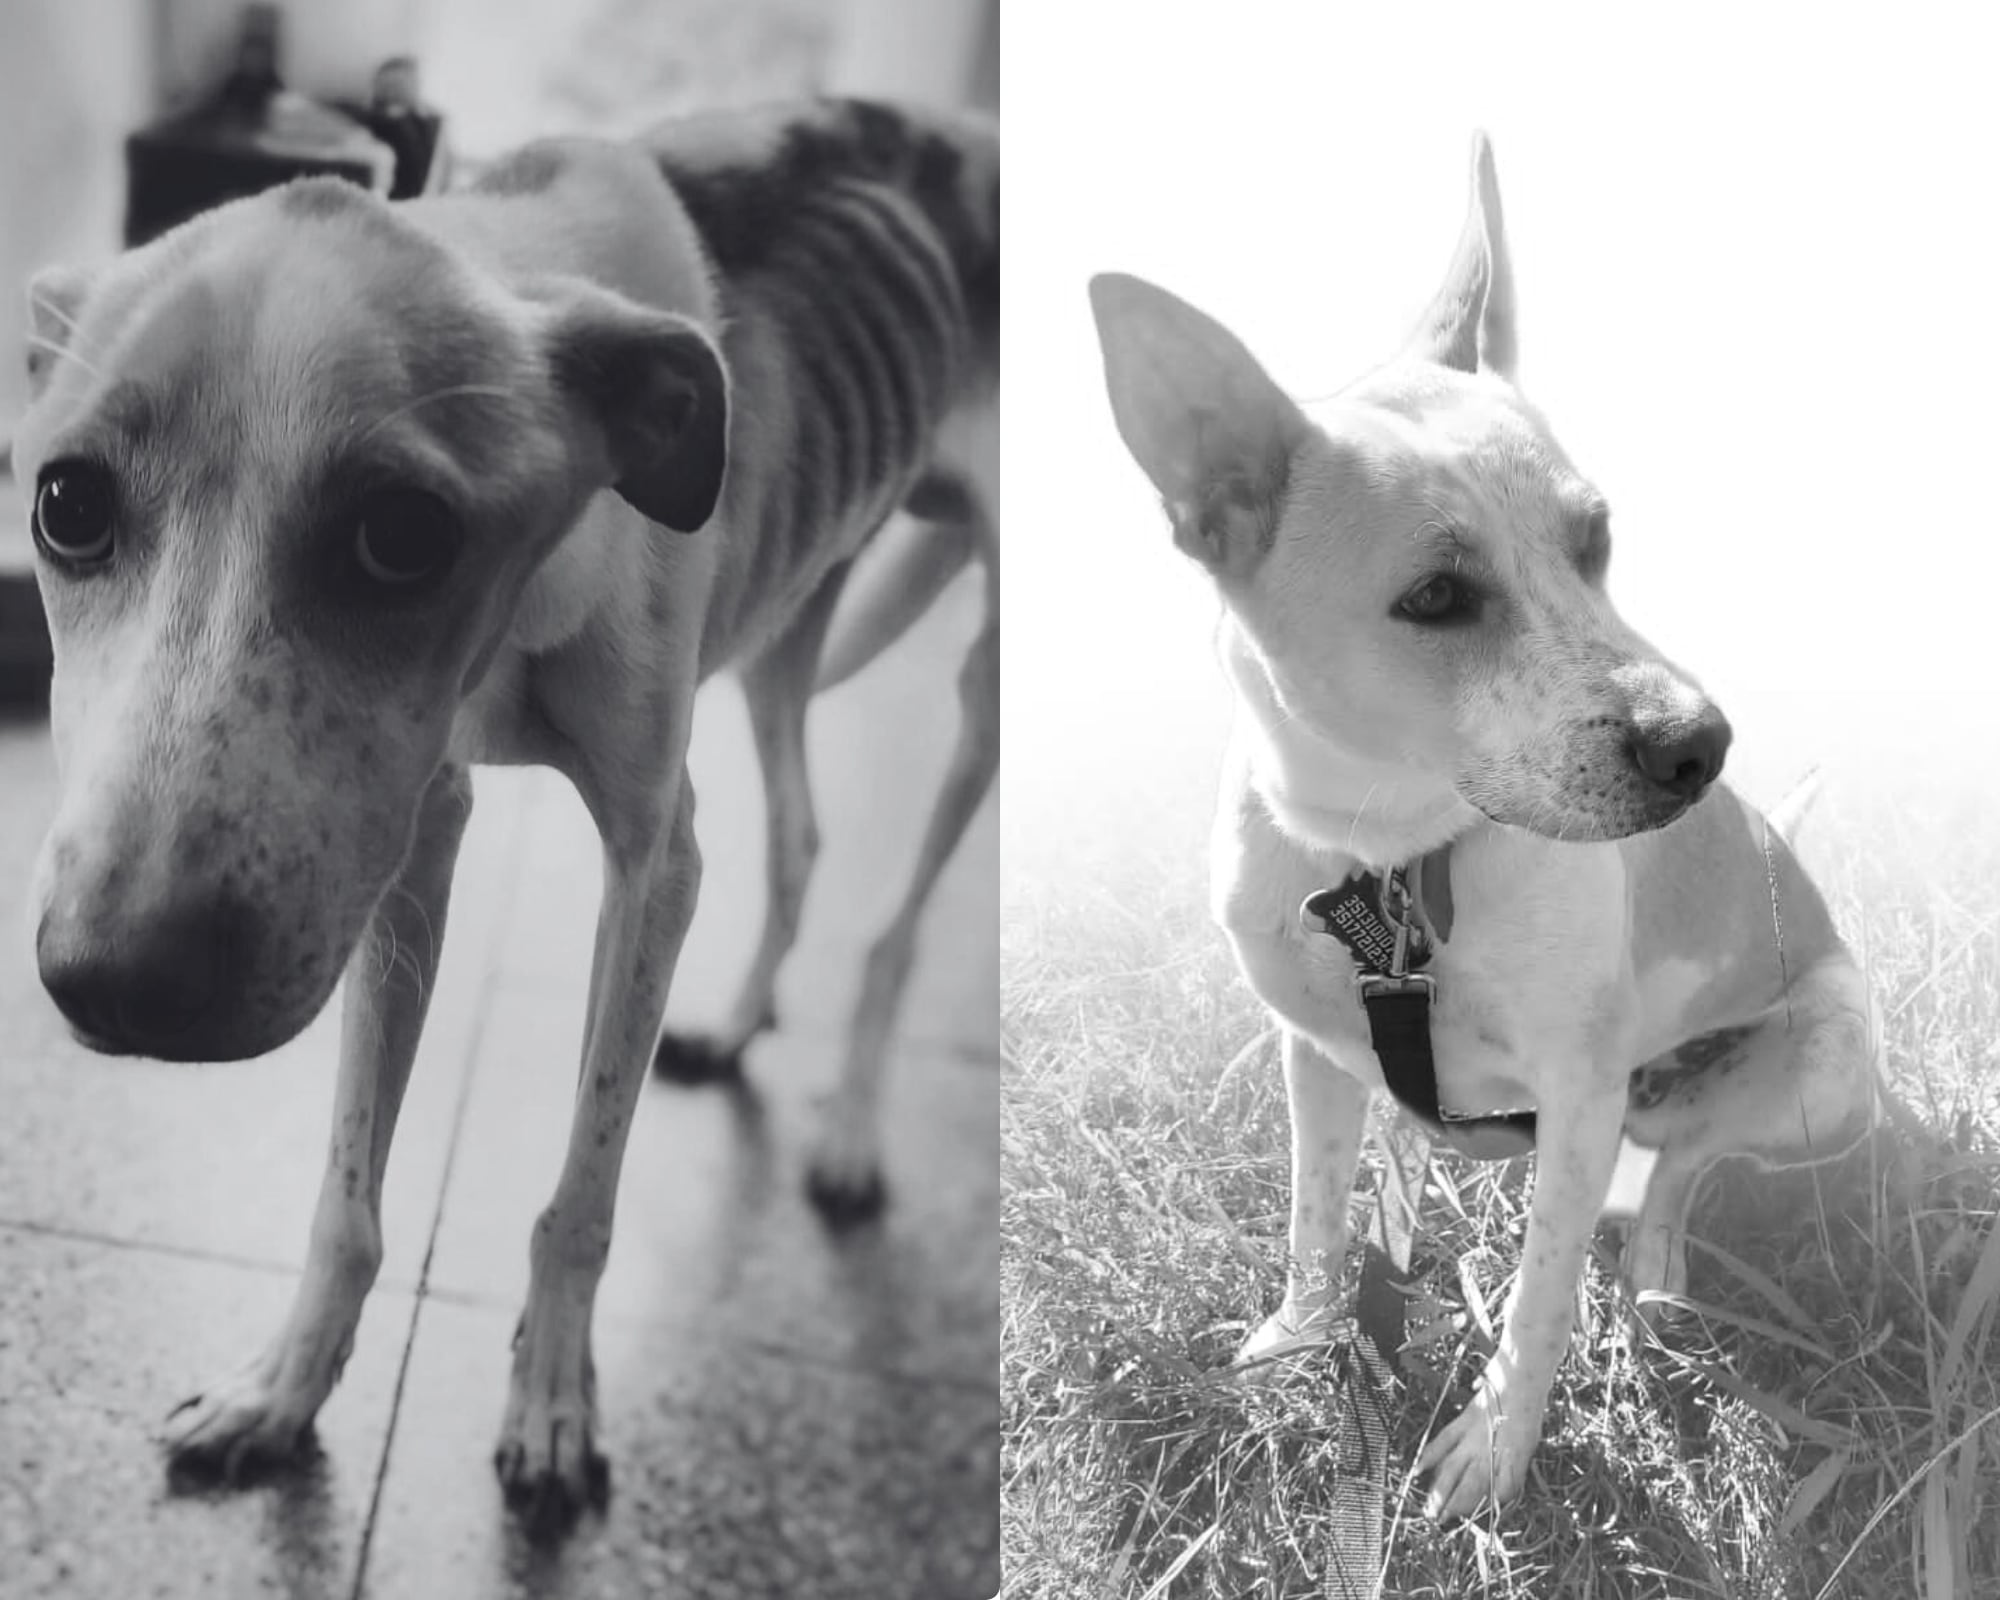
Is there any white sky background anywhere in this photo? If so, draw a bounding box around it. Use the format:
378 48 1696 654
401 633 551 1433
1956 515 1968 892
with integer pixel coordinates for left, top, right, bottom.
1001 3 2000 873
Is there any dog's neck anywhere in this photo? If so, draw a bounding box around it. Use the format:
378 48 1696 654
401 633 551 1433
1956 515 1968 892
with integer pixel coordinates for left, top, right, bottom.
1219 621 1480 868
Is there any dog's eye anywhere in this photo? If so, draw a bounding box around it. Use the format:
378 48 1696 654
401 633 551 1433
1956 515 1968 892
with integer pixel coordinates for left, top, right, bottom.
353 490 460 588
1397 573 1477 624
32 463 117 567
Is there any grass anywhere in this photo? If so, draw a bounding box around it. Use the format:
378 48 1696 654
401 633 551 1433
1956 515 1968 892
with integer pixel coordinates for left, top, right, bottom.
1000 757 2000 1599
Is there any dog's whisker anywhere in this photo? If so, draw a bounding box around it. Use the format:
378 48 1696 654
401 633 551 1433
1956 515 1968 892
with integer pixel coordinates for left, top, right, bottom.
385 884 439 974
1759 814 1796 1032
373 922 401 994
30 293 87 337
27 333 105 383
1344 782 1380 856
353 384 519 448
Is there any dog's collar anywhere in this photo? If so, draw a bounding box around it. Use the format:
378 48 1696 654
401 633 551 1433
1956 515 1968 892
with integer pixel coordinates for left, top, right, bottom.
1300 846 1536 1161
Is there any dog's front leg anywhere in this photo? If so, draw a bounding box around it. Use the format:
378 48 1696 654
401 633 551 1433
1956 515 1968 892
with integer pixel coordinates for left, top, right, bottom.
1237 1030 1369 1364
493 767 701 1530
1418 1073 1625 1520
164 763 473 1477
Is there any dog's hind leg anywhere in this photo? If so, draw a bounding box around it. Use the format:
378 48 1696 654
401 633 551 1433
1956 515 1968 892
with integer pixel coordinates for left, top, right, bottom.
815 472 982 693
652 563 852 1083
163 763 472 1478
1621 958 1877 1316
805 556 998 1220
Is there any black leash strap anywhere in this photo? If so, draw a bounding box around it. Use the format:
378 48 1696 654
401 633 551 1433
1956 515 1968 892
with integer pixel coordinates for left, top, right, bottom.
1359 981 1444 1121
1301 865 1536 1160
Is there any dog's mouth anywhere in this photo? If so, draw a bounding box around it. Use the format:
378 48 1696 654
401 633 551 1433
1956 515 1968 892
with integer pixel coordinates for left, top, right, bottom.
1457 704 1729 845
1461 784 1703 844
1458 758 1719 843
51 981 333 1064
61 1020 140 1058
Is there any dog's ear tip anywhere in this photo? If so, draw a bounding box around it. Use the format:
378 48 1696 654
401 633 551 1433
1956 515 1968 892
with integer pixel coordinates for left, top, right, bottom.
1087 271 1153 327
1469 132 1505 215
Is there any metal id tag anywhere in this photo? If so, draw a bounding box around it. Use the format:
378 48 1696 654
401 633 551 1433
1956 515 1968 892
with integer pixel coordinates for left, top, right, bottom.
1300 881 1398 975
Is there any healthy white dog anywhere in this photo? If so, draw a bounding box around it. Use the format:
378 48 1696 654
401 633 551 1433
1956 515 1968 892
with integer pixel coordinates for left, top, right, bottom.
1088 135 1876 1519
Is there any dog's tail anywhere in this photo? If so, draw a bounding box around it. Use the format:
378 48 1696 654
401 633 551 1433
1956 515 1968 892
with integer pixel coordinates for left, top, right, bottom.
817 513 977 693
1767 764 1827 839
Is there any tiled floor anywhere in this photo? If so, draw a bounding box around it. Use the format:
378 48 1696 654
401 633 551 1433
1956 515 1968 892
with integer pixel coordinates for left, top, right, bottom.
0 567 998 1599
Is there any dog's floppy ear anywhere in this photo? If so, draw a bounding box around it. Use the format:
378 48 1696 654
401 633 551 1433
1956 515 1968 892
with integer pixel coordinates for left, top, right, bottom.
1088 272 1308 577
1407 132 1517 380
542 286 730 533
25 265 98 401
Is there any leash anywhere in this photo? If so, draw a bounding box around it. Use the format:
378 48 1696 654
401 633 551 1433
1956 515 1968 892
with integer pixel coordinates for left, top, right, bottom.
1300 850 1536 1161
1298 849 1532 1594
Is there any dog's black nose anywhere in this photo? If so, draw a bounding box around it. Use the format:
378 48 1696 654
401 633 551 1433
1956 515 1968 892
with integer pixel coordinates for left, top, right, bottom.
1628 704 1733 800
37 901 239 1059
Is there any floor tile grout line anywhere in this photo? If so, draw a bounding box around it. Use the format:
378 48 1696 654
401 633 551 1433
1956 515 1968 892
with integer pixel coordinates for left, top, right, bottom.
0 1214 995 1397
347 779 537 1600
0 1214 305 1280
474 979 1002 1069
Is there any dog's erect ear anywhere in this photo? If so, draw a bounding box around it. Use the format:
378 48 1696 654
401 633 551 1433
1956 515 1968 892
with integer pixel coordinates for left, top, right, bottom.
25 265 98 400
543 287 730 533
1088 272 1309 576
1407 132 1517 380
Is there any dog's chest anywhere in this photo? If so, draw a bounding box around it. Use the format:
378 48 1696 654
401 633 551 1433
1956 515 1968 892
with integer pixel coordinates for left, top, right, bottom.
1220 821 1635 1115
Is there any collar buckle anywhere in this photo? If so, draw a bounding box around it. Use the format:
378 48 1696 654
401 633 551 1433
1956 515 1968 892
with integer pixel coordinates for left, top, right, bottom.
1356 970 1433 1001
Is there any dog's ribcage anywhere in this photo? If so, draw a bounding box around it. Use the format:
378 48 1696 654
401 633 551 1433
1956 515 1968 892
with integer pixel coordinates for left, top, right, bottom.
650 100 998 667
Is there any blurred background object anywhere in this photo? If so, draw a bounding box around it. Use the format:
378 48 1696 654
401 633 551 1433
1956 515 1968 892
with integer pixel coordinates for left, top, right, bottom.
123 5 443 246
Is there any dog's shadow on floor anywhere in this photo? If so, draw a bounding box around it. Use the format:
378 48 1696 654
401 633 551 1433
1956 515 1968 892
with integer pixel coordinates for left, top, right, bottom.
163 1440 348 1598
646 1046 962 1377
649 1053 900 1280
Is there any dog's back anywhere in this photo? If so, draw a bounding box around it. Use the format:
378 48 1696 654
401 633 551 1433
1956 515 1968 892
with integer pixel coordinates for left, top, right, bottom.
644 98 999 670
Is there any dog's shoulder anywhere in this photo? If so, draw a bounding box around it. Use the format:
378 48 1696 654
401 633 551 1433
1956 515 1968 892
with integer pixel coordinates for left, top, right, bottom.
1622 781 1844 1004
1207 731 1312 939
459 135 674 226
407 137 716 319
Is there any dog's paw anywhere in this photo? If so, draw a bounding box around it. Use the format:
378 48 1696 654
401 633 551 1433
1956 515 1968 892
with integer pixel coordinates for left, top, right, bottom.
1619 1220 1689 1333
162 1364 324 1484
1233 1306 1337 1375
652 1029 746 1085
1417 1384 1536 1521
493 1400 610 1541
804 1111 887 1225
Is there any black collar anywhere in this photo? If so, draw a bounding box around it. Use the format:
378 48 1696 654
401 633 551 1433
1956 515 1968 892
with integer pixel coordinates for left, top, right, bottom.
1301 850 1535 1161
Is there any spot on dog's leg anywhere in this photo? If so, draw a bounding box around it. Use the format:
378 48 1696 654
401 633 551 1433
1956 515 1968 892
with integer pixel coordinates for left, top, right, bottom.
1629 1023 1757 1110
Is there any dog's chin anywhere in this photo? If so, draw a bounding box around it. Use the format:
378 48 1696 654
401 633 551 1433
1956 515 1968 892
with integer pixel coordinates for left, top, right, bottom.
63 1022 140 1058
59 978 339 1064
66 1015 318 1064
1462 785 1702 845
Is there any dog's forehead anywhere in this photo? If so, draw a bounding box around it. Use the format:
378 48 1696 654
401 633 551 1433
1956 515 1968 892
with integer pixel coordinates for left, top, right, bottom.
42 197 535 487
1314 377 1597 537
197 190 525 394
